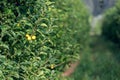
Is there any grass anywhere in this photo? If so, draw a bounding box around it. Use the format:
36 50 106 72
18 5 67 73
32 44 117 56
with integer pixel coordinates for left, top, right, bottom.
64 35 120 80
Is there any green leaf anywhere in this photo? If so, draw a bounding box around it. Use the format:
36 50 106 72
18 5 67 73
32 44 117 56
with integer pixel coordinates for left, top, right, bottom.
45 1 55 6
40 23 48 27
16 50 22 56
0 43 9 49
12 72 19 78
0 70 3 75
40 52 47 55
7 77 13 80
0 55 6 61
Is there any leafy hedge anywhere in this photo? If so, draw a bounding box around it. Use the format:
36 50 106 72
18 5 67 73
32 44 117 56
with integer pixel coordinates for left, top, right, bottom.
102 0 120 46
0 0 90 79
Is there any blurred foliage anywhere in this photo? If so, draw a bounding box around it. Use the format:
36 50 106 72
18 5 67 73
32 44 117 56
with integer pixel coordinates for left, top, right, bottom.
0 0 90 79
71 36 120 80
101 0 120 47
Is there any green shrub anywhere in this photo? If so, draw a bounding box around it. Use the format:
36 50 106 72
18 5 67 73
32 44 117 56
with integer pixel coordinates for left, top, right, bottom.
102 0 120 46
73 52 120 80
0 0 90 79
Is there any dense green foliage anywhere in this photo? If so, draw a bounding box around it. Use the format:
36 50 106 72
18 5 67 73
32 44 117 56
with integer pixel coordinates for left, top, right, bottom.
102 0 120 46
0 0 90 79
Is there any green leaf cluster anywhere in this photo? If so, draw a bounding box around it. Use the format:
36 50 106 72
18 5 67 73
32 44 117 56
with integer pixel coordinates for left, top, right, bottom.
102 0 120 46
0 0 90 79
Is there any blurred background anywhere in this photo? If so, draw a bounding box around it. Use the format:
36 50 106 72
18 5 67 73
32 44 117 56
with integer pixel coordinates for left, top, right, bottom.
68 0 120 80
